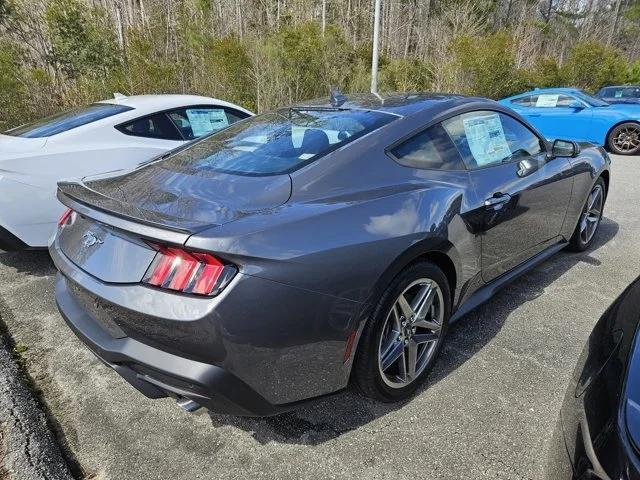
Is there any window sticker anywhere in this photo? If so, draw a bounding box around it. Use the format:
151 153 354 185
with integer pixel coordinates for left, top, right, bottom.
186 109 229 137
535 94 560 107
462 113 511 166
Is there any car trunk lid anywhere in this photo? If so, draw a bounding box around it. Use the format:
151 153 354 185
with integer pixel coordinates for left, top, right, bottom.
59 161 292 233
56 162 291 283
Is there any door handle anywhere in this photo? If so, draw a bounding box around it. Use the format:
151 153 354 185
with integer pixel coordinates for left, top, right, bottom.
485 193 512 208
526 113 541 117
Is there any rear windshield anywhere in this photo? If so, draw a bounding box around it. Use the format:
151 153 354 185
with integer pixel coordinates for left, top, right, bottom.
4 103 134 138
153 108 396 176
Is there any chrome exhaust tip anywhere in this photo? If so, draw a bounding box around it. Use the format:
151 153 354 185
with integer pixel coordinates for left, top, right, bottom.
176 397 202 413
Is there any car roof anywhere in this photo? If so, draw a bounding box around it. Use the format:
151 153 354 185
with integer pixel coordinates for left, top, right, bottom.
291 92 489 117
96 94 253 115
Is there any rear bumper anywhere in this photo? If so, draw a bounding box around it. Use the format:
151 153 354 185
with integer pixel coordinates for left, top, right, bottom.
55 272 284 416
50 234 363 415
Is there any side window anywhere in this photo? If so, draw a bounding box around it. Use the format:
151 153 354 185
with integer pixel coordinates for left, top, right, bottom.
555 95 580 107
531 93 578 108
442 111 543 170
389 123 465 170
117 113 181 140
500 114 544 156
168 107 247 140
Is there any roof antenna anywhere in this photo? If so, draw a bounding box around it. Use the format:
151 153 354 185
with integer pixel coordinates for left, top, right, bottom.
330 89 347 107
113 92 127 101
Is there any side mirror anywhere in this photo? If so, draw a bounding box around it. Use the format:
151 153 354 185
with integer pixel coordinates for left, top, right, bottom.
568 101 584 110
551 139 580 158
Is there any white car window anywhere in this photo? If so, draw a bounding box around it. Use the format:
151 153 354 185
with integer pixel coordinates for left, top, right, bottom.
117 113 182 141
168 107 247 140
5 103 133 138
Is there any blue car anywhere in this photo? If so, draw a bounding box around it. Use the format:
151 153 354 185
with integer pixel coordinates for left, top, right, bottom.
500 87 640 155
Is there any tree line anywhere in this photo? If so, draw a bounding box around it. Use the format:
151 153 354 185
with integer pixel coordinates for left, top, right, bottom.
1 0 639 130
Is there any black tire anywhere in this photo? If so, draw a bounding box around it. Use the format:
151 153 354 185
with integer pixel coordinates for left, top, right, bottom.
607 122 640 156
568 177 606 252
354 261 451 402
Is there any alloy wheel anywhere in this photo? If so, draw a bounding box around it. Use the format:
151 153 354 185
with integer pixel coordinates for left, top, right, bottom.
613 125 640 154
378 278 443 388
579 184 604 244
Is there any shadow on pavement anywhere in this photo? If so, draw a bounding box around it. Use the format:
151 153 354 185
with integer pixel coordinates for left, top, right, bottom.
0 250 54 277
208 217 619 445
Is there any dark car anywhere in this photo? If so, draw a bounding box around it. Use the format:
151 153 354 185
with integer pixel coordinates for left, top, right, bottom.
597 85 640 105
546 276 640 479
49 93 611 416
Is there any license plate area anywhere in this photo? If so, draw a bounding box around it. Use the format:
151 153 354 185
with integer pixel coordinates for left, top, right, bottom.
58 214 157 283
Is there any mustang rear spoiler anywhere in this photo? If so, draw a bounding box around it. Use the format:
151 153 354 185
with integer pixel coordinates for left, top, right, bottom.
57 181 199 245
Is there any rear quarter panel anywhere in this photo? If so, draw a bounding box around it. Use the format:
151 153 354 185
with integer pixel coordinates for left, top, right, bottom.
185 141 483 401
186 118 485 313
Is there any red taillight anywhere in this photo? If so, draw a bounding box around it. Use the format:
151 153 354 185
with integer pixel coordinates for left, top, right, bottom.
187 253 225 295
142 244 235 296
58 208 74 227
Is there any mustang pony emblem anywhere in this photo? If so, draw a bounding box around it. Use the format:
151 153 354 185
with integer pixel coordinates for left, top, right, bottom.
81 231 104 248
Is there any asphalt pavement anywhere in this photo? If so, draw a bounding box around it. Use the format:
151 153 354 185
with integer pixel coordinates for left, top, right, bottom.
0 154 637 480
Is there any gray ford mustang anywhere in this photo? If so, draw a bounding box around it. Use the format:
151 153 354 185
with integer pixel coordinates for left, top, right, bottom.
50 93 610 416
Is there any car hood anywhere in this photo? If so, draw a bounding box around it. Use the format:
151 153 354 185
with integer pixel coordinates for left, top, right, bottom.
0 134 47 156
58 162 292 234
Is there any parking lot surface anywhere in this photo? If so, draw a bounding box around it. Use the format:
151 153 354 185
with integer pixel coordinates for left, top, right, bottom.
0 154 637 480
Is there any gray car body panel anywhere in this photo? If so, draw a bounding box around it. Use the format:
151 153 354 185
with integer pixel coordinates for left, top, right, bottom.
50 93 611 414
51 243 361 405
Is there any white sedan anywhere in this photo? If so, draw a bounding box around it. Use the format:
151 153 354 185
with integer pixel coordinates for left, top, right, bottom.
0 94 253 250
